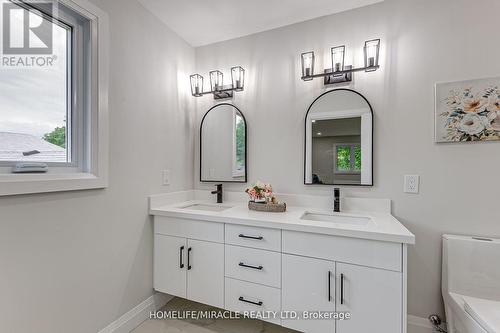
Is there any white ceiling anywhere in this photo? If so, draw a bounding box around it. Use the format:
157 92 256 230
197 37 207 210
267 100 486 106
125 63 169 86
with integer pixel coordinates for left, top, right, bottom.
137 0 384 47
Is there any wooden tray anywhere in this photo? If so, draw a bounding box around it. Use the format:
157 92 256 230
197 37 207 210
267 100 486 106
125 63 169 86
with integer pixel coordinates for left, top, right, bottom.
248 201 286 213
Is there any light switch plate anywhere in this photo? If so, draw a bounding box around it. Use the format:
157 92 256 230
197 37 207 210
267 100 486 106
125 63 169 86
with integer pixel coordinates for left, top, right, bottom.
404 175 419 194
162 170 170 186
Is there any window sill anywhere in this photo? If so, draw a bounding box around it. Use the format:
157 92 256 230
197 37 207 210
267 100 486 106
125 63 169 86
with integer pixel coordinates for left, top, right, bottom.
0 172 107 196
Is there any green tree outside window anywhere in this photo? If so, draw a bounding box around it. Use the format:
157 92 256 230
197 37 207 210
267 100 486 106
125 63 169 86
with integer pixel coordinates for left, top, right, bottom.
336 144 362 172
337 146 351 171
43 126 66 148
235 116 245 168
354 145 361 171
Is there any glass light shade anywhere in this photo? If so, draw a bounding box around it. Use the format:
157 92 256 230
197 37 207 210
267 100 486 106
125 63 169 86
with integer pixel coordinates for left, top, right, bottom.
190 74 203 97
364 39 380 72
331 45 346 76
231 66 245 91
209 70 223 92
301 51 315 80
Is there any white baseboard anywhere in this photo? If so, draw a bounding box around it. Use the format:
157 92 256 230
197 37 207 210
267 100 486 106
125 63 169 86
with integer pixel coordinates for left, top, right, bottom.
408 315 435 333
98 293 173 333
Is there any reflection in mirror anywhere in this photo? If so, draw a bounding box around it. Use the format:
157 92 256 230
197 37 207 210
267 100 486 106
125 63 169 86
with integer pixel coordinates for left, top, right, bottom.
201 104 247 183
305 89 373 186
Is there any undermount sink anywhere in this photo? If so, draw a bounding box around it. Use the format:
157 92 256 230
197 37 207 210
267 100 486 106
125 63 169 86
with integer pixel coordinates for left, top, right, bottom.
180 203 232 212
300 212 372 225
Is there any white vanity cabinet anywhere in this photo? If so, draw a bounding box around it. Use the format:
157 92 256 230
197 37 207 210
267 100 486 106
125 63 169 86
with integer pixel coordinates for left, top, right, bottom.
153 213 409 333
335 263 402 333
282 254 336 333
154 217 224 308
282 230 404 333
186 239 224 307
154 234 187 298
281 254 403 333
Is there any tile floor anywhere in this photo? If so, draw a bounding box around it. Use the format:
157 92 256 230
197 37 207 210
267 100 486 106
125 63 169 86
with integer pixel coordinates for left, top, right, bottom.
132 298 299 333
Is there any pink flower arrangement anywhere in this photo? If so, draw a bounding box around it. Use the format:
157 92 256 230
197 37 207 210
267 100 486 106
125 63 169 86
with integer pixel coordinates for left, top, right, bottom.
245 181 277 203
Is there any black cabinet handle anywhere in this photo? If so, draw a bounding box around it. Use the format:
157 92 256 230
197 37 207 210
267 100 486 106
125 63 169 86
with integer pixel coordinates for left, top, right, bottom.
238 234 263 240
179 246 185 269
328 270 332 302
239 262 263 270
340 273 345 305
238 296 263 306
187 247 192 270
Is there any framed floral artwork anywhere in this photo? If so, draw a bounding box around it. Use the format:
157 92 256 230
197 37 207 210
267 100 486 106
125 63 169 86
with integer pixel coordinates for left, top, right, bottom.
435 77 500 143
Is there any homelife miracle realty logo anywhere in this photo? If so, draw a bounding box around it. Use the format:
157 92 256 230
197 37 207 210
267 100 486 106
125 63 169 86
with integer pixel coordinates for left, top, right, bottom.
1 0 57 67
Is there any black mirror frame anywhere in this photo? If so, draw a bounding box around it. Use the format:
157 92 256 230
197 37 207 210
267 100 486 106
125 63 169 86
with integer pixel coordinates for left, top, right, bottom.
200 103 248 183
303 88 374 187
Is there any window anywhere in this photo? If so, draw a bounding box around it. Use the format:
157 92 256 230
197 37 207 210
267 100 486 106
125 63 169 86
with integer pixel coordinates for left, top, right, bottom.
334 144 361 174
232 111 245 177
0 1 71 164
0 0 109 196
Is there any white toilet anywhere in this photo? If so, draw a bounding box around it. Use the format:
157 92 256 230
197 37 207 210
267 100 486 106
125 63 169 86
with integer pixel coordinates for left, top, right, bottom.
442 235 500 333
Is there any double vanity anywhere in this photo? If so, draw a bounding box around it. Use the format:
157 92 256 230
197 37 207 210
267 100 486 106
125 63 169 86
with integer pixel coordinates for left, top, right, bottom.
150 192 415 333
150 88 414 332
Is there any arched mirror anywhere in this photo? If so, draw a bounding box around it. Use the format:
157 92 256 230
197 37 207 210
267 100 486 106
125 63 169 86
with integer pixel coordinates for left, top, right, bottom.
304 89 373 186
200 103 247 183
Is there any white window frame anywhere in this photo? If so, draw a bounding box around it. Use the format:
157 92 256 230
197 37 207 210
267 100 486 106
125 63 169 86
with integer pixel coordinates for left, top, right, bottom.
333 143 361 175
0 0 109 196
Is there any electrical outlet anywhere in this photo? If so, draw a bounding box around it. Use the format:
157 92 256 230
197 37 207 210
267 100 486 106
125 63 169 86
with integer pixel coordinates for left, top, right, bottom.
404 175 419 194
162 170 170 186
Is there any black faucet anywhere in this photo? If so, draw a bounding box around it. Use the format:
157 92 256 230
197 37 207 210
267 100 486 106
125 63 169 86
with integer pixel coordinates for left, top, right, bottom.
211 184 223 203
334 188 340 212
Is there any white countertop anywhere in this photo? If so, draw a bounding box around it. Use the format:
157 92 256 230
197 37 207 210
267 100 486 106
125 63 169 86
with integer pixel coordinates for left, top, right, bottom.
150 199 415 244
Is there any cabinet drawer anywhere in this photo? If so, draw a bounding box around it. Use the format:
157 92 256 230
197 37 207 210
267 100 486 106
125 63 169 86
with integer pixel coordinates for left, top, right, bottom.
155 216 223 243
224 278 281 325
225 245 281 288
283 231 402 272
225 224 281 251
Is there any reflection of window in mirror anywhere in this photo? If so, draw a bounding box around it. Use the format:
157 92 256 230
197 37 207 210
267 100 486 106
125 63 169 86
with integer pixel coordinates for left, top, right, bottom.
232 112 245 178
311 117 362 184
334 144 361 174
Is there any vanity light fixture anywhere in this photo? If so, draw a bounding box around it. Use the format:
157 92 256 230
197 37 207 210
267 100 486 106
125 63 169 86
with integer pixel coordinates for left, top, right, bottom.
190 66 245 100
209 70 224 92
364 39 380 72
190 74 204 97
301 39 381 85
301 52 315 81
231 66 245 92
331 45 345 75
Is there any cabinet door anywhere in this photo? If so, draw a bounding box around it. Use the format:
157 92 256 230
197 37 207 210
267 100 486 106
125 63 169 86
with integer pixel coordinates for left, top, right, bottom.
336 263 402 333
282 254 336 333
154 234 186 298
186 239 224 308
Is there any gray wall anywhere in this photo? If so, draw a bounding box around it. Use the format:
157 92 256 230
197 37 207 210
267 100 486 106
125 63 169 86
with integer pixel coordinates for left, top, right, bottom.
0 0 195 332
195 0 500 319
